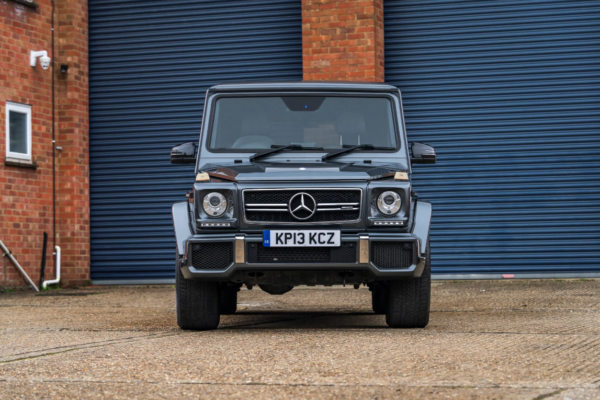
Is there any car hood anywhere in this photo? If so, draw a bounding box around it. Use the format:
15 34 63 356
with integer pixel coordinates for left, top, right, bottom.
199 161 407 182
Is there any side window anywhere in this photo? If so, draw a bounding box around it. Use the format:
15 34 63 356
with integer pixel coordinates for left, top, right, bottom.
5 102 32 161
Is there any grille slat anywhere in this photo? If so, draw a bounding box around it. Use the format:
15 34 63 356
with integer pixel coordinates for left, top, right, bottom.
244 189 361 223
191 243 233 270
371 242 414 270
247 243 357 264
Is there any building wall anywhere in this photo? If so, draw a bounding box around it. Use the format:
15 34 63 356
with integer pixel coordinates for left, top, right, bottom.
56 0 90 286
302 0 384 81
0 0 89 288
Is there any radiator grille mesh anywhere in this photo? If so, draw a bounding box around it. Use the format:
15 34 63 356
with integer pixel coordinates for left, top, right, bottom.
371 242 414 270
191 243 233 270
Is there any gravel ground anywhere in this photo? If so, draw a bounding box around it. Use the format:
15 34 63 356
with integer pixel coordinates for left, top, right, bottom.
0 279 598 399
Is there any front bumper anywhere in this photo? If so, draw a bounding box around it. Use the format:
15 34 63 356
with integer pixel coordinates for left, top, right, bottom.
179 233 427 281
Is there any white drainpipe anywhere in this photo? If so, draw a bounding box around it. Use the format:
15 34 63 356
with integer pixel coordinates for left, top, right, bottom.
0 240 39 292
42 246 61 289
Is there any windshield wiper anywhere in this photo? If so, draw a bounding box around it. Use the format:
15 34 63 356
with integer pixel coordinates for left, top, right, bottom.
321 144 395 162
250 144 324 162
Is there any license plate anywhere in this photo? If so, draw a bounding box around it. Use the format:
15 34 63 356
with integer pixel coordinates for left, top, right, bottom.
263 230 340 247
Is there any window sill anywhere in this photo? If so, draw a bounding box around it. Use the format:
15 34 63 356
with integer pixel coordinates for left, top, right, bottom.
4 157 38 169
8 0 39 9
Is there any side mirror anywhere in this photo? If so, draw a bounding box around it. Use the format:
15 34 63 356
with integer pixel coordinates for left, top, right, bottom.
170 142 196 164
411 143 436 164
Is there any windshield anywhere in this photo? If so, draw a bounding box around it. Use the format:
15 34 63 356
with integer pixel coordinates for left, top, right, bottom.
208 96 397 151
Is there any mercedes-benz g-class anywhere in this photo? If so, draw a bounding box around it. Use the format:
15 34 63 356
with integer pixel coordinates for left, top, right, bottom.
171 82 436 330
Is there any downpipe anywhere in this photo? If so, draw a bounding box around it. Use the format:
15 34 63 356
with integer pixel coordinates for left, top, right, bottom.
42 246 61 289
39 232 48 288
0 240 39 292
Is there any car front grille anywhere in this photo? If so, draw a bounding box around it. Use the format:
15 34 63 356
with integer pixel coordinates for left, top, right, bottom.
371 242 414 270
191 242 233 270
247 242 357 264
244 189 361 224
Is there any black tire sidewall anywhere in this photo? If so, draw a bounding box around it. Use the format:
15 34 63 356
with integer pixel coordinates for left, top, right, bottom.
385 243 431 328
175 250 220 330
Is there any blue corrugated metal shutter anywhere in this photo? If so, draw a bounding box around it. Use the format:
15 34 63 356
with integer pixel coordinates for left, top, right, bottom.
89 0 302 283
385 0 600 275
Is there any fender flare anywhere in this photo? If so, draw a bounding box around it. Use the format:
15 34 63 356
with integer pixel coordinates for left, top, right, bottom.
172 201 193 256
411 200 432 256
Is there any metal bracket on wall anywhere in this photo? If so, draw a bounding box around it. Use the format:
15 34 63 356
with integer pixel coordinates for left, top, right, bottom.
0 240 39 291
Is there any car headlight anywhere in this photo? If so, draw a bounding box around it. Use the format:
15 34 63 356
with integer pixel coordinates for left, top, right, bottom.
203 192 227 217
377 191 401 215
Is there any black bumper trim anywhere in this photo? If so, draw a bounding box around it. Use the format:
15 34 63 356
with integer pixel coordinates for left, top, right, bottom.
180 234 425 280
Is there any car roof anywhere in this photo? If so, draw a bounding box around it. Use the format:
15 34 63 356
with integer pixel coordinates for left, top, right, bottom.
207 81 399 94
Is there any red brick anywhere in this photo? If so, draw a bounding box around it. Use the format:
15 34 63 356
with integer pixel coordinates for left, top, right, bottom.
302 0 383 82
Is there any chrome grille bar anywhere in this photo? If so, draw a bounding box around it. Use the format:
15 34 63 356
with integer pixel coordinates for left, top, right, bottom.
245 203 287 207
246 208 288 212
317 207 360 211
318 203 359 206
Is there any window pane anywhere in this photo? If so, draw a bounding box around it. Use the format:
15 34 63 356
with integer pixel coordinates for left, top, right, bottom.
209 96 397 150
9 111 28 154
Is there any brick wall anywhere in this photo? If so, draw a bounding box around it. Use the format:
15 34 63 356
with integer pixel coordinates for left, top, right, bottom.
302 0 384 82
0 0 89 288
56 0 90 287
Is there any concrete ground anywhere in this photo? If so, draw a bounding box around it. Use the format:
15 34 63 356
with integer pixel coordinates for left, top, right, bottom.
0 279 599 399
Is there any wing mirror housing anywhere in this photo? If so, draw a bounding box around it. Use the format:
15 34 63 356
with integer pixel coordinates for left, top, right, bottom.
411 143 436 165
170 142 196 164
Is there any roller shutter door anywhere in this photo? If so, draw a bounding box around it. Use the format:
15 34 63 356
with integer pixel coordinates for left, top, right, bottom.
89 1 302 283
385 0 600 276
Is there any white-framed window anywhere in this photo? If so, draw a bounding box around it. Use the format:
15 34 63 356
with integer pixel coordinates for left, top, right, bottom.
5 101 32 161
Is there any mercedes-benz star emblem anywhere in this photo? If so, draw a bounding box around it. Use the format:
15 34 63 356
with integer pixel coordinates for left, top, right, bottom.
289 192 316 220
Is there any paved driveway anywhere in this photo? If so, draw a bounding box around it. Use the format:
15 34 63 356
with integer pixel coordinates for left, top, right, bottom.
1 279 599 399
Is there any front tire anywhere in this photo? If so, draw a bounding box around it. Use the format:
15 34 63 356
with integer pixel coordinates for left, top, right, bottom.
385 243 431 328
176 253 220 330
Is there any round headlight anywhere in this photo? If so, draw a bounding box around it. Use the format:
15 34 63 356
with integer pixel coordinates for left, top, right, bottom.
377 191 401 215
203 192 227 217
